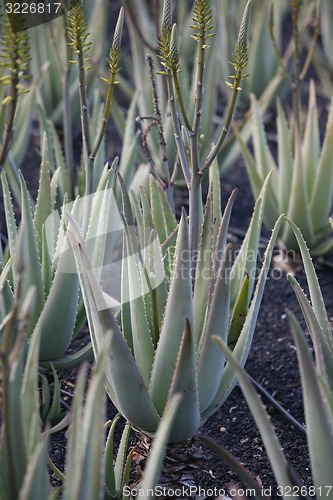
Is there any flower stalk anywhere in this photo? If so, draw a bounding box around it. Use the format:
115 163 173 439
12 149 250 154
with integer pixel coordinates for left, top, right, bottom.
157 0 251 270
67 2 93 199
90 7 124 160
67 3 123 233
269 0 320 138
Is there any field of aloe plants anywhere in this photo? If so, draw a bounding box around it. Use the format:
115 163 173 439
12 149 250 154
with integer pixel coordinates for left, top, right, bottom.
0 0 333 499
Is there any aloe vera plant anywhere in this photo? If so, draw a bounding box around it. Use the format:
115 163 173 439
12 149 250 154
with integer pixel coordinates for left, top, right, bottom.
62 0 287 445
67 156 284 443
0 270 179 500
207 218 333 498
0 277 185 499
236 80 333 254
0 137 120 368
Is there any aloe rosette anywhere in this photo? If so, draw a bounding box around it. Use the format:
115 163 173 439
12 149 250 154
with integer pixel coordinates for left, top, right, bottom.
0 135 119 368
68 164 283 443
236 80 333 254
210 218 333 495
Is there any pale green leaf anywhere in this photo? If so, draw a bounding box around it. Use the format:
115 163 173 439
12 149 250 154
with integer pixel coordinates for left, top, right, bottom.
281 129 315 249
288 311 333 490
204 215 284 419
197 244 232 413
168 319 200 442
302 80 320 198
150 213 193 415
139 394 182 493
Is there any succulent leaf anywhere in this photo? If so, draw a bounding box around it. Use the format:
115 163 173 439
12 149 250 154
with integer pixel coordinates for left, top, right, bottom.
67 217 161 433
149 212 193 415
167 319 200 442
204 214 284 419
288 311 333 490
197 244 232 412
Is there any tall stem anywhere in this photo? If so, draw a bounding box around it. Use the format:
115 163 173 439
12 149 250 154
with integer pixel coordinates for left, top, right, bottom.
189 133 201 277
172 70 192 132
50 19 75 197
203 69 243 173
63 69 75 197
192 28 206 135
291 0 301 132
76 48 93 236
90 71 116 161
166 73 191 185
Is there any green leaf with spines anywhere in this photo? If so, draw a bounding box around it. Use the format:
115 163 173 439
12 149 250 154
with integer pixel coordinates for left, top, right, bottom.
122 217 154 387
203 214 284 420
104 416 120 498
149 212 193 415
118 92 141 190
309 91 333 236
209 189 237 301
302 80 320 199
41 227 52 299
197 244 232 413
148 175 177 280
17 439 51 499
193 190 214 345
281 128 315 249
139 185 154 248
113 422 131 495
286 218 333 356
18 172 45 338
167 319 200 442
208 157 222 244
0 259 14 322
67 216 161 433
34 133 52 257
139 393 182 492
228 274 250 351
288 311 333 490
1 172 17 284
250 94 278 182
